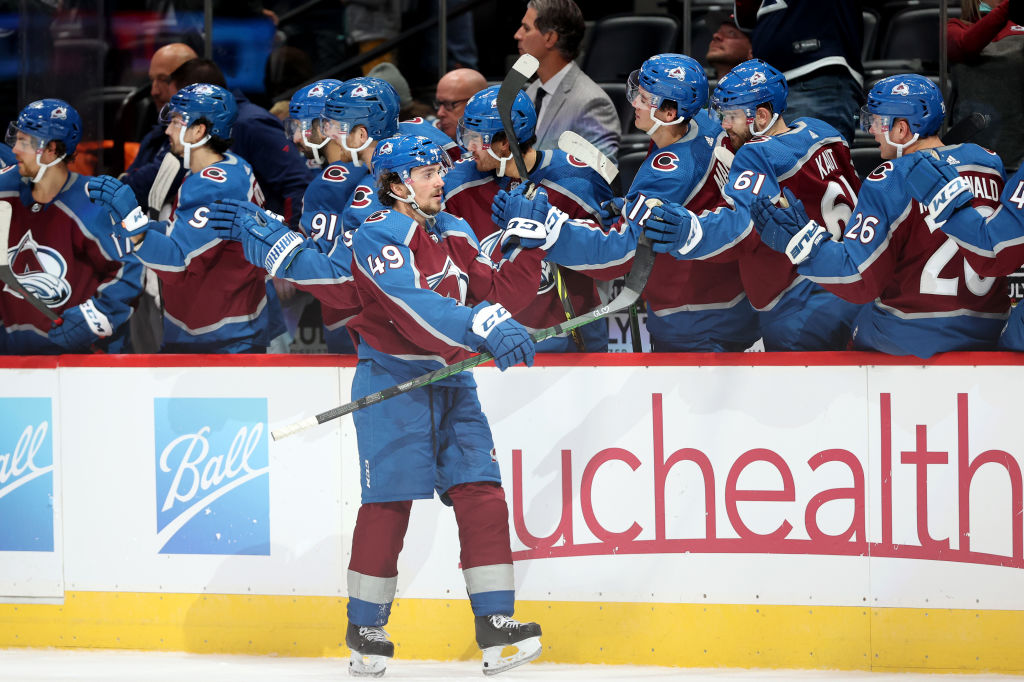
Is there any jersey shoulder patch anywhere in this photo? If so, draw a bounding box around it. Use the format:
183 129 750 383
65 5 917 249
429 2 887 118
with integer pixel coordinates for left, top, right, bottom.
649 150 680 172
365 209 390 223
322 164 350 182
199 166 228 183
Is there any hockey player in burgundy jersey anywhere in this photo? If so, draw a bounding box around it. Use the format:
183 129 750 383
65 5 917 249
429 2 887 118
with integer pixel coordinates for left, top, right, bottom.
752 74 1007 358
634 59 863 351
204 78 460 357
498 53 759 352
445 84 613 352
87 84 274 353
0 99 143 354
904 154 1024 351
213 134 545 676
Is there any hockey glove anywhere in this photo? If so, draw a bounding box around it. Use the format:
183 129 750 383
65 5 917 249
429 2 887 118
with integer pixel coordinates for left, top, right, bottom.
468 302 535 371
497 186 568 253
491 183 546 228
207 199 303 276
752 188 827 265
598 196 625 227
905 151 974 224
643 202 703 255
86 175 150 239
48 300 113 351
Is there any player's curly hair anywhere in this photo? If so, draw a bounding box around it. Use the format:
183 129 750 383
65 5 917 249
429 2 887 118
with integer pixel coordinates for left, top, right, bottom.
187 116 233 154
376 171 403 207
528 0 585 61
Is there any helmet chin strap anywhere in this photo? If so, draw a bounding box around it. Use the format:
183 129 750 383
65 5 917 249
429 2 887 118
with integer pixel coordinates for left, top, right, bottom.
342 135 373 166
748 112 779 138
304 136 330 165
389 180 437 223
645 107 686 137
179 125 211 168
487 146 513 177
885 129 919 158
32 151 66 183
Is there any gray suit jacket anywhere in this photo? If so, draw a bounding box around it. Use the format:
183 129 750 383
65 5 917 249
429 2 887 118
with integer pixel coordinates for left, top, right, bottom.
526 62 621 160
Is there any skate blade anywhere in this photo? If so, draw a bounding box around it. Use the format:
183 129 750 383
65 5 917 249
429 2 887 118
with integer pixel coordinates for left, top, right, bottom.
349 651 388 678
481 636 542 676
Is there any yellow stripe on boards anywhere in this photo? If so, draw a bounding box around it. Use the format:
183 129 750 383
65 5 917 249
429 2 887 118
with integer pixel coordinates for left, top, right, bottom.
0 593 1021 674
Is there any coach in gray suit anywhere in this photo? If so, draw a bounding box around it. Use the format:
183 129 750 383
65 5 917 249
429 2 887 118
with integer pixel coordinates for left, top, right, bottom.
515 0 620 159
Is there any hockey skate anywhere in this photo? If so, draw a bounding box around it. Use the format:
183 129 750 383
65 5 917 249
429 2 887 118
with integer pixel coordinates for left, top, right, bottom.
475 614 542 676
346 623 394 677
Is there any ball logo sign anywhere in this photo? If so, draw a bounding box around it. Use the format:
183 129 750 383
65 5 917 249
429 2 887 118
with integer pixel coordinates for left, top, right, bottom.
154 398 270 555
0 398 55 552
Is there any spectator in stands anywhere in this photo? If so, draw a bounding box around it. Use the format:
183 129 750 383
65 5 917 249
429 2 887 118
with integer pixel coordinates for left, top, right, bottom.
370 62 435 120
515 0 620 158
734 0 864 144
123 43 197 212
948 0 1024 171
704 11 753 79
434 67 487 140
265 46 314 120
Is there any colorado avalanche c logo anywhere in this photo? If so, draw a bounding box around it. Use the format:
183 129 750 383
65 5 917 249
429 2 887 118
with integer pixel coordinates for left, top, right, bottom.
365 210 389 223
890 82 910 96
650 151 679 172
200 167 227 183
323 165 349 182
4 231 72 307
566 155 588 168
351 184 374 209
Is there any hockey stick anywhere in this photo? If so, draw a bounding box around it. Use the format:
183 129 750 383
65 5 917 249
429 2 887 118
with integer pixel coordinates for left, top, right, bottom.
0 201 62 323
556 131 618 185
270 205 659 441
555 133 645 350
497 54 584 350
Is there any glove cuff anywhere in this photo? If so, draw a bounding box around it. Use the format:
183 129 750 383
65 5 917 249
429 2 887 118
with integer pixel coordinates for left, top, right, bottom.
785 221 828 265
927 175 973 223
265 230 303 276
122 206 150 233
79 299 113 338
676 209 703 255
470 302 512 341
